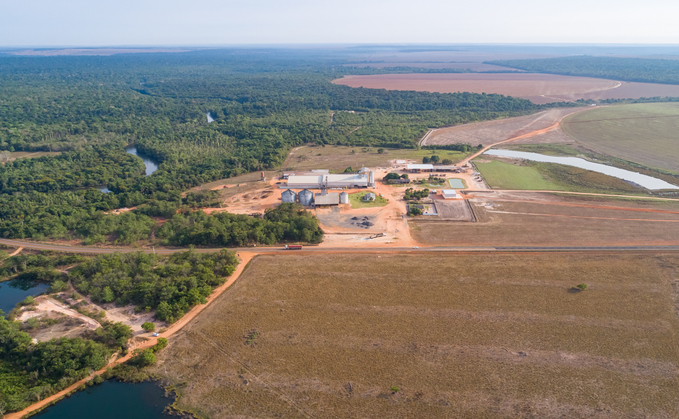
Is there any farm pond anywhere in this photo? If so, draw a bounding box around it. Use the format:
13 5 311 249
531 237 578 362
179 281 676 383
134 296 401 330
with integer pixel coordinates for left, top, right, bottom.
33 381 174 419
0 277 48 316
485 149 679 190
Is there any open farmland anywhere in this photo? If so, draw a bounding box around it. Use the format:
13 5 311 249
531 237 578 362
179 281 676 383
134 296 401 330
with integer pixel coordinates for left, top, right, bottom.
412 194 679 246
333 73 679 104
422 108 584 147
562 103 679 173
152 253 679 418
282 145 468 172
474 160 565 190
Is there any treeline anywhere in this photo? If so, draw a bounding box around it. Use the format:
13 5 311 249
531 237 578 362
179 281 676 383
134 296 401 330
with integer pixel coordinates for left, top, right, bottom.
0 314 113 412
157 203 324 247
0 48 565 243
70 249 238 323
488 56 679 86
0 146 144 194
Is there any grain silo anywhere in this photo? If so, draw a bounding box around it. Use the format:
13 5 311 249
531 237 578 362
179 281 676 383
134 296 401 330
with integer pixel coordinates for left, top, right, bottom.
298 189 314 206
368 170 375 187
281 189 297 203
339 191 349 204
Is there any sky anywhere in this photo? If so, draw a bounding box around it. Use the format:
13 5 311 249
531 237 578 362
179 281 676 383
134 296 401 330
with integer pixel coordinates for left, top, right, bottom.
2 0 679 47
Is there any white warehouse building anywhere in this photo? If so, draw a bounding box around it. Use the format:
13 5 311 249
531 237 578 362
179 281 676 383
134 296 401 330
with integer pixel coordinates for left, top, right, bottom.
284 171 375 189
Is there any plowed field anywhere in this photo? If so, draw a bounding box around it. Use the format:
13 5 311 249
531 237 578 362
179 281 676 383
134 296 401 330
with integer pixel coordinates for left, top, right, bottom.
333 73 679 104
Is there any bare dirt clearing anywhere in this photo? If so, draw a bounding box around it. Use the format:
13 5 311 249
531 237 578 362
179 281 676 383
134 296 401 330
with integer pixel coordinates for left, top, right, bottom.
333 73 679 104
152 253 679 418
423 108 582 148
413 193 679 247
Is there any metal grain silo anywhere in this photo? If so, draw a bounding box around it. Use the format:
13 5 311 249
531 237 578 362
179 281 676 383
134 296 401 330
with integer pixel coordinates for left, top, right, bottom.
339 191 349 204
281 189 297 203
368 170 375 187
298 189 314 206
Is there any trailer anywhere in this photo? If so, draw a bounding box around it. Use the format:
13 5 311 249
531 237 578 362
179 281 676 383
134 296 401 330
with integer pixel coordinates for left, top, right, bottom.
284 245 303 250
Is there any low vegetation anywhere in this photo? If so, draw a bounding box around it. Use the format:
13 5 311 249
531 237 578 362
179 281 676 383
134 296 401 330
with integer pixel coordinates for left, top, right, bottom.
349 192 388 208
151 253 679 418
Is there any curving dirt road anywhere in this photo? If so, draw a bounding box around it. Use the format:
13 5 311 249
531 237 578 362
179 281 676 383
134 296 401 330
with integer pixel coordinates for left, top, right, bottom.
4 252 256 419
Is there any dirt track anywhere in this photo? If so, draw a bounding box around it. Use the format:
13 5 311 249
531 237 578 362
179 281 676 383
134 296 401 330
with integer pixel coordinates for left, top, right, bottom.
4 252 256 419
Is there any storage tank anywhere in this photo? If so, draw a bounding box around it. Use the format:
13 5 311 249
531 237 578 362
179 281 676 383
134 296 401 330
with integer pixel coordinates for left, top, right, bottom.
368 171 375 187
339 191 349 204
359 167 370 174
281 189 297 203
298 189 314 206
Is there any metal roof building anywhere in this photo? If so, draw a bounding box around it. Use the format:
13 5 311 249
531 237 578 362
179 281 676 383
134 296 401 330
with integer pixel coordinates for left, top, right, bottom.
441 189 458 199
407 164 434 172
363 192 376 201
285 172 375 189
314 192 340 206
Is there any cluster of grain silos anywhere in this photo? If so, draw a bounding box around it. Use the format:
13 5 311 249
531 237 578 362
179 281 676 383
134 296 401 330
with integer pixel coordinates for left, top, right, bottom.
281 189 297 203
297 189 314 206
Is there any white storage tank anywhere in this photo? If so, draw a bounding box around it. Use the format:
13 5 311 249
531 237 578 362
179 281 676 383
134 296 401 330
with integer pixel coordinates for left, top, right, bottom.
339 191 349 204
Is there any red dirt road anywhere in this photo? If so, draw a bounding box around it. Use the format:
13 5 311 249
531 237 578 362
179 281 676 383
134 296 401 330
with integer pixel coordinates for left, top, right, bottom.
5 252 256 419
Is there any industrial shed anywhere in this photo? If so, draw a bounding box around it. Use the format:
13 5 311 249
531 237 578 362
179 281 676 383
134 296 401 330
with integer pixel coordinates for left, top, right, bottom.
285 172 375 189
441 189 458 199
314 192 340 206
406 164 434 173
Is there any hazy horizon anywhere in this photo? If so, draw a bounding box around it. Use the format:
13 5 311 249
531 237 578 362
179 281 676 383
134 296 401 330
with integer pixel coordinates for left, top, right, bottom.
2 0 679 47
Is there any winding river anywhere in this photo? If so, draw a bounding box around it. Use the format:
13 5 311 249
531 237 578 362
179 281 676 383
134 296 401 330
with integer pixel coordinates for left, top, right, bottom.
125 146 159 176
484 149 679 190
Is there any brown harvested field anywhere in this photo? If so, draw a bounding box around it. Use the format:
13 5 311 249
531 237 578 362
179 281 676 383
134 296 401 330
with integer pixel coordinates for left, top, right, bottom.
413 194 679 247
342 62 522 72
423 108 583 147
432 199 475 221
152 253 679 418
333 73 679 104
282 145 469 172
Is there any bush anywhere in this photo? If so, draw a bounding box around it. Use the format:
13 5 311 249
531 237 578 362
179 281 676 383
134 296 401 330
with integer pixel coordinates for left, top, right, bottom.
141 322 155 333
49 280 68 293
408 207 422 216
442 158 452 165
576 283 588 291
20 296 35 306
133 349 156 367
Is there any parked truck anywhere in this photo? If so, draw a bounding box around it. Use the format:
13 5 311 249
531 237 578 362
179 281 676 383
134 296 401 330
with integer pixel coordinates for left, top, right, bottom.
284 245 303 250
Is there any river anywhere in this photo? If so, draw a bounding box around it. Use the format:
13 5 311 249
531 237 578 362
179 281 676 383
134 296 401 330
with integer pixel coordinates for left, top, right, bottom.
207 112 214 123
125 146 159 176
33 381 174 419
0 277 48 316
484 149 679 190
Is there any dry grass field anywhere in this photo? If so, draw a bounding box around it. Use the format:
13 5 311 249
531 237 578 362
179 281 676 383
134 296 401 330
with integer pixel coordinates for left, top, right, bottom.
423 108 582 147
282 145 468 172
412 196 679 247
562 103 679 173
152 253 679 418
333 74 679 104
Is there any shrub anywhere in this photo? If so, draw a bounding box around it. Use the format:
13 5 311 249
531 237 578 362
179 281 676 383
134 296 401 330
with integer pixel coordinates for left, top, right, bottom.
141 322 155 333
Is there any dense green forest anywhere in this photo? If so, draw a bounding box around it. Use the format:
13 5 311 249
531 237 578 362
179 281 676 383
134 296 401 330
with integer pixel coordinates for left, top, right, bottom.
488 56 679 85
157 203 324 247
0 48 555 243
70 249 238 323
0 248 237 413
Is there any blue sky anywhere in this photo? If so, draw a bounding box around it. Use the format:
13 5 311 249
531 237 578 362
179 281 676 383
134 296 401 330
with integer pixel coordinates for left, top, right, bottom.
2 0 678 46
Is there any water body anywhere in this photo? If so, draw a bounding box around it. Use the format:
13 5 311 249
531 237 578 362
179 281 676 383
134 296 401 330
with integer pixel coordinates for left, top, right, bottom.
98 187 111 193
484 149 679 190
206 112 214 123
126 146 159 176
0 277 49 315
448 178 466 189
33 381 174 419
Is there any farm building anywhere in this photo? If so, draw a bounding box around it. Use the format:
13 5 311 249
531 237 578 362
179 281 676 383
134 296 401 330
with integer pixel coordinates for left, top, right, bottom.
281 189 297 203
363 192 376 201
441 189 458 199
284 171 375 189
433 165 461 172
314 191 340 206
407 164 434 173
